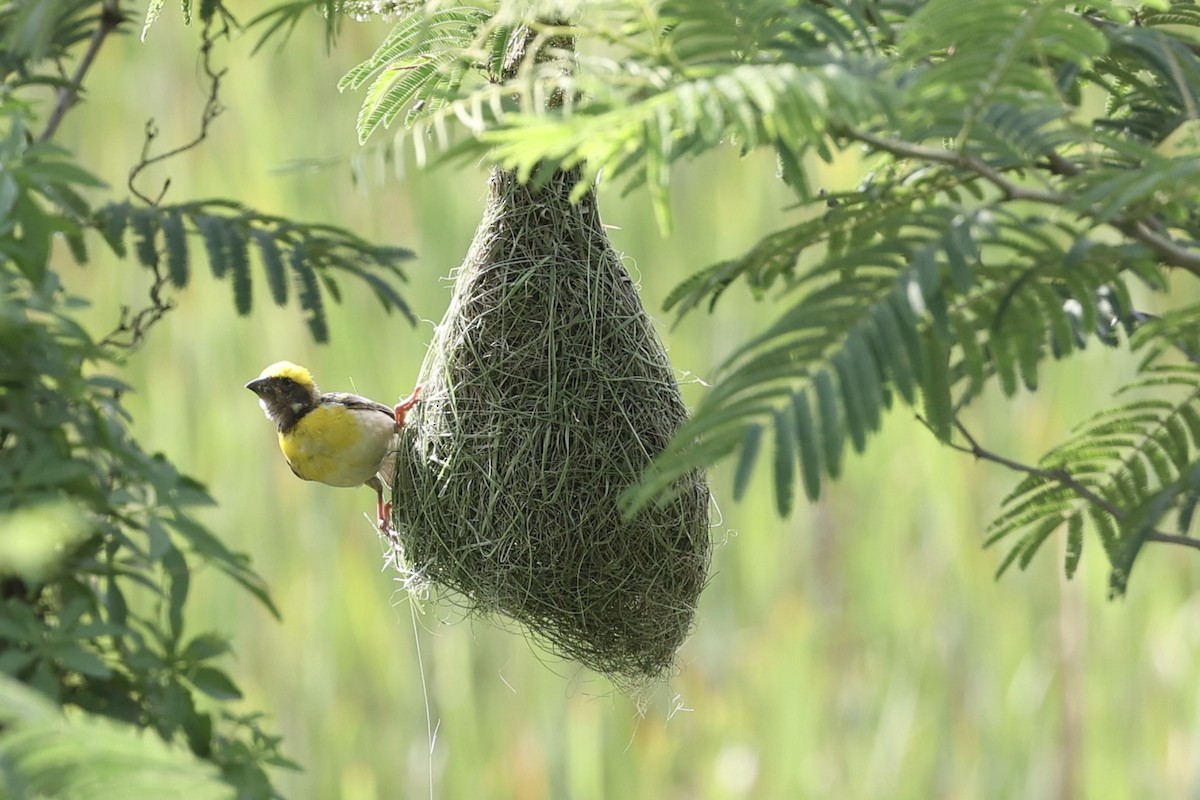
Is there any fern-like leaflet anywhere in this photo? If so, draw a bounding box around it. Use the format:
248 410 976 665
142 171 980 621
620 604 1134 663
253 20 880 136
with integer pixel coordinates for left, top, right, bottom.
92 201 414 343
988 357 1200 596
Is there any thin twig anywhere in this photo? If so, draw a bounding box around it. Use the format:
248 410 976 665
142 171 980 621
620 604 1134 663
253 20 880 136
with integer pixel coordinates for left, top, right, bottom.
934 417 1199 554
1146 532 1200 551
845 128 1200 279
947 419 1129 519
99 259 175 351
39 0 125 143
128 20 228 205
108 19 230 346
848 128 1067 204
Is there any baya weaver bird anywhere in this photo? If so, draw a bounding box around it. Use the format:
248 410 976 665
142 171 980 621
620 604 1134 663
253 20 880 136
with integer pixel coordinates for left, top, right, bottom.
246 361 421 532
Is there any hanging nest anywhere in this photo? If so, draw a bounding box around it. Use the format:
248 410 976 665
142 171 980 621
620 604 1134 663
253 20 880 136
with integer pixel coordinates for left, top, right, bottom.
387 167 711 689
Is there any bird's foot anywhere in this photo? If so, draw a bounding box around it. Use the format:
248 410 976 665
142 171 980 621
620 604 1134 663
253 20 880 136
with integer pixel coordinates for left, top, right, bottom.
394 384 423 429
378 501 403 549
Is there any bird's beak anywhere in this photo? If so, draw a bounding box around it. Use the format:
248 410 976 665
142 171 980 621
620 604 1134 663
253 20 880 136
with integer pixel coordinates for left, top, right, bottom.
245 378 267 395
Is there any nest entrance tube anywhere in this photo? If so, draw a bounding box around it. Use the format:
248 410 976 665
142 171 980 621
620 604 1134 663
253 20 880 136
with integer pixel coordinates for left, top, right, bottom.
390 167 711 689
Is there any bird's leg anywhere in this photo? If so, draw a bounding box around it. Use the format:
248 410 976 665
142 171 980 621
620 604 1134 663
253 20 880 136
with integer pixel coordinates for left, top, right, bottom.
394 384 423 429
374 383 421 543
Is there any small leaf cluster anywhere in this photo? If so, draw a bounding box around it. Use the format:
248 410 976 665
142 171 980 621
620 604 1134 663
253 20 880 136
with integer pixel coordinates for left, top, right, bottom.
336 5 495 138
142 0 228 37
93 199 414 342
990 314 1200 596
0 117 104 286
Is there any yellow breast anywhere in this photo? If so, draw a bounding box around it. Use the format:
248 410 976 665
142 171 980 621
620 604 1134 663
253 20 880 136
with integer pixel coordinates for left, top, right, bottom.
278 404 395 487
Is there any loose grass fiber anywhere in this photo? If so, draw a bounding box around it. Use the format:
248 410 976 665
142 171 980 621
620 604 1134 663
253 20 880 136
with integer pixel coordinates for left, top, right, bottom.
388 167 711 689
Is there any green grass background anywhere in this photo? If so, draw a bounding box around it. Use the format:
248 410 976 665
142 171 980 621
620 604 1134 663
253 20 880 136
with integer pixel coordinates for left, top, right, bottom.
49 7 1200 798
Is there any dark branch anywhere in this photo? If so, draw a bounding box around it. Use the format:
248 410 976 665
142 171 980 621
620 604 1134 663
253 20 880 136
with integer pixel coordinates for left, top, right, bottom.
108 20 231 346
39 0 125 143
1146 532 1200 552
845 128 1200 279
946 420 1129 519
847 128 1067 203
1041 150 1200 277
100 258 176 351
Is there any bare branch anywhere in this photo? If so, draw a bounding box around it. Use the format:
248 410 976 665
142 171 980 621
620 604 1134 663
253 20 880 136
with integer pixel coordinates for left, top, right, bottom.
1146 532 1200 552
100 258 176 351
128 20 229 205
108 18 233 346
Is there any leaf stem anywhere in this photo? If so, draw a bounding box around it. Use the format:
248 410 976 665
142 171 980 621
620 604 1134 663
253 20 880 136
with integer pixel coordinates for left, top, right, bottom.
947 420 1125 518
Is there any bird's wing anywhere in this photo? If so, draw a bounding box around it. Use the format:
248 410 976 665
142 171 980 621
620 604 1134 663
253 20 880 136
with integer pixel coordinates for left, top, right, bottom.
322 392 394 419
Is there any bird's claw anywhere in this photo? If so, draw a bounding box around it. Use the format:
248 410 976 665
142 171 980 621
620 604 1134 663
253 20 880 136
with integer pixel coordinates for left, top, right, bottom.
394 384 423 429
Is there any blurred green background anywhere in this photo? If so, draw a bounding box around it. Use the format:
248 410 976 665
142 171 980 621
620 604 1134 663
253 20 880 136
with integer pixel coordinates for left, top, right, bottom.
49 6 1200 798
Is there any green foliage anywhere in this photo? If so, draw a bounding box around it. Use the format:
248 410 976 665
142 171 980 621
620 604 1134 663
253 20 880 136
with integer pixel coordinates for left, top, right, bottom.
3 5 415 344
0 245 290 795
0 119 101 286
244 1 343 53
336 0 894 227
989 316 1200 595
0 1 420 794
142 0 235 38
337 6 492 141
0 137 299 783
329 0 1200 592
0 674 234 799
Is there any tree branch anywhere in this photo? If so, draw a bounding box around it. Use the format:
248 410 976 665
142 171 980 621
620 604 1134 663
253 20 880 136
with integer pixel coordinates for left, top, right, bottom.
847 128 1067 204
1041 150 1200 277
39 0 125 143
946 420 1130 519
109 19 230 344
931 418 1200 555
845 128 1200 279
1145 532 1200 552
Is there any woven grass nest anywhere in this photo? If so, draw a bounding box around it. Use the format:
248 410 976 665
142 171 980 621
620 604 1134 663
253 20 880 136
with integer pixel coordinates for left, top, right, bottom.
387 167 711 689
